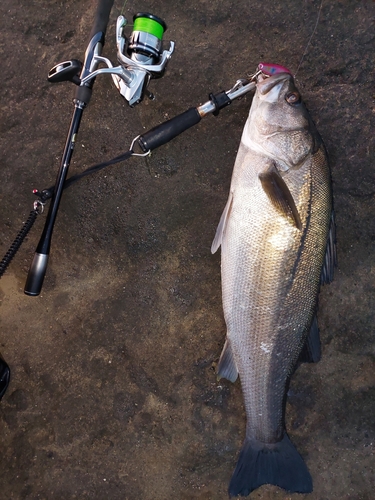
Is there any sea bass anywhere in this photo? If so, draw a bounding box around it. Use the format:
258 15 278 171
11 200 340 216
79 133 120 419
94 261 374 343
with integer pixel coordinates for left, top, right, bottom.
211 70 335 496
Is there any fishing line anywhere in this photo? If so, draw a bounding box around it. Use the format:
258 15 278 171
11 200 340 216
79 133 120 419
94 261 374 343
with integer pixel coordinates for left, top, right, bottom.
120 0 129 18
295 0 323 77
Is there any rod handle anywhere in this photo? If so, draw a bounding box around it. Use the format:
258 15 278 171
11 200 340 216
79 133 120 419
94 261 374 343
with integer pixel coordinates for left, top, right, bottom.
138 107 202 152
75 0 115 104
89 0 114 40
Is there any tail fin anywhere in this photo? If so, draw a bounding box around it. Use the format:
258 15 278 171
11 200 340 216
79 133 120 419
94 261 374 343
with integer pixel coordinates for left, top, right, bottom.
228 434 313 497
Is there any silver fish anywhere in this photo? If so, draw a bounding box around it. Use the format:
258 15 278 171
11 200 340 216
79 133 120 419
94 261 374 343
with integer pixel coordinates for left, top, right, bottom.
211 71 336 496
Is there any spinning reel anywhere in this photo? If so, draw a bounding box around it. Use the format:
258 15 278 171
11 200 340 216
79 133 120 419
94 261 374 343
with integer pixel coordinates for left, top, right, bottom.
48 12 174 107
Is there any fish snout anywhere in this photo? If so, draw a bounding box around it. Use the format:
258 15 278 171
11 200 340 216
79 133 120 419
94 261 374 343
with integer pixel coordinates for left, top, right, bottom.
257 73 293 101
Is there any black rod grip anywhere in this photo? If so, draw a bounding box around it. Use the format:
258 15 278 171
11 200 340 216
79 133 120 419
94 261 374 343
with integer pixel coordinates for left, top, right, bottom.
76 0 114 104
138 107 202 152
89 0 114 40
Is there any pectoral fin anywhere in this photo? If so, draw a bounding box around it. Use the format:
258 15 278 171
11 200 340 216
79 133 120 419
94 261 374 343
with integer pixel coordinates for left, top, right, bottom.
259 166 302 230
217 339 238 383
211 192 233 254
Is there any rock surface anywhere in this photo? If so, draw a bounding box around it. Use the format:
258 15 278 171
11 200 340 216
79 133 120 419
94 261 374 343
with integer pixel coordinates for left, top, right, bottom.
0 0 374 498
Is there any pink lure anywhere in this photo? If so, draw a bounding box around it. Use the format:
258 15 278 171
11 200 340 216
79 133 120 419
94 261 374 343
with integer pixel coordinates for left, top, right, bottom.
258 62 292 76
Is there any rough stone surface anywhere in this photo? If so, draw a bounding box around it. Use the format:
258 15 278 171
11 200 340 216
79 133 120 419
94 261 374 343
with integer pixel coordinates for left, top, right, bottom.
0 0 374 498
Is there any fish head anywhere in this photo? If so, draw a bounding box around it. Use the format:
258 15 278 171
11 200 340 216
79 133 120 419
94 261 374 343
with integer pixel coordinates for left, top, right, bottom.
243 72 321 171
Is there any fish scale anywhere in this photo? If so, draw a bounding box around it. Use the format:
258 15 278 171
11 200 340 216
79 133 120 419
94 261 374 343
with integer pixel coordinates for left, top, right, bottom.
223 149 310 441
212 72 334 496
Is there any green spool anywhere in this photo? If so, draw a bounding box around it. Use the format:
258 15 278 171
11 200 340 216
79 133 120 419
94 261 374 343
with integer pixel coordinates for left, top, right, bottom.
133 13 167 40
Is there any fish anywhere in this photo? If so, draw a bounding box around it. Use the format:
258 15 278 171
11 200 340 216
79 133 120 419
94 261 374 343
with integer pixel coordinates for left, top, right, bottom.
211 69 336 496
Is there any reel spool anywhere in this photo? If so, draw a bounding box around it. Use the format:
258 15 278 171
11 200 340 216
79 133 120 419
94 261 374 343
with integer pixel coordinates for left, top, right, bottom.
115 12 175 106
128 13 167 64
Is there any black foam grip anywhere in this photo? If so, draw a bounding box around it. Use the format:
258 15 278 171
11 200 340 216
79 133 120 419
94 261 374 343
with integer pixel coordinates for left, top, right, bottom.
89 0 114 40
138 108 202 152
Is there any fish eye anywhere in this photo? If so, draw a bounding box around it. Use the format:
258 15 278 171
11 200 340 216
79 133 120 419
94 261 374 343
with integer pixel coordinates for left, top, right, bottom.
285 92 301 105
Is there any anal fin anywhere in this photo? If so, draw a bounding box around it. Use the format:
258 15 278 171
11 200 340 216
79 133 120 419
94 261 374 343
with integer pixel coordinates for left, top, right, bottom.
299 315 321 363
217 339 238 383
259 165 302 230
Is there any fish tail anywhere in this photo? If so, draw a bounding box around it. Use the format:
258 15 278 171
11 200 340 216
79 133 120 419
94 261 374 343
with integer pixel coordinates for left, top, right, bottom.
228 434 313 497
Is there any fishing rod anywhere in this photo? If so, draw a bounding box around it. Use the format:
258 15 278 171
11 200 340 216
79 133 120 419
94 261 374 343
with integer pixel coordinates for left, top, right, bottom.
19 0 262 297
24 0 174 296
2 1 280 295
23 0 114 295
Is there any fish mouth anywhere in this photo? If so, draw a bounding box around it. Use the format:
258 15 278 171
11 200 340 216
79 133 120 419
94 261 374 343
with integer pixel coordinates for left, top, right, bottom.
256 72 293 100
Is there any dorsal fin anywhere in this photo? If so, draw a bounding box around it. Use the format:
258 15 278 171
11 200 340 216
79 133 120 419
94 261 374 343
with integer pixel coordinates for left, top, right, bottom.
211 192 233 254
259 166 302 230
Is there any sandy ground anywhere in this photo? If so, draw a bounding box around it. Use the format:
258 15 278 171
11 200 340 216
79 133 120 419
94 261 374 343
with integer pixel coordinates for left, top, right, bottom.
0 0 374 498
